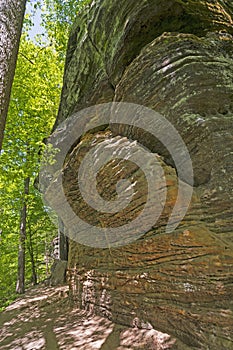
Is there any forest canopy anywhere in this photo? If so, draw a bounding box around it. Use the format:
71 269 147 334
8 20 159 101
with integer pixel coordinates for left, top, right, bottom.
0 0 91 310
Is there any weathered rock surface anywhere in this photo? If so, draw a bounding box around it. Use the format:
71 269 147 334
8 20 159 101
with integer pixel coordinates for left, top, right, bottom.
49 260 68 286
49 0 233 348
56 0 233 127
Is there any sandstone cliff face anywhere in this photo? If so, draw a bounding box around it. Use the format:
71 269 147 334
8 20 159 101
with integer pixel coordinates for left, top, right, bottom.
51 1 233 348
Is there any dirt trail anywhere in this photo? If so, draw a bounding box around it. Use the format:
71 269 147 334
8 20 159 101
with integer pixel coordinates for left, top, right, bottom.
0 285 175 349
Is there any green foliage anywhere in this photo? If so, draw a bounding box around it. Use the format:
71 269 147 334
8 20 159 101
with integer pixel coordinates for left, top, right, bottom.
0 0 90 312
42 0 91 59
0 35 61 309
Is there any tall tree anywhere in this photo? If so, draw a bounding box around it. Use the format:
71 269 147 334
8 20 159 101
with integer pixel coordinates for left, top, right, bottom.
16 176 29 294
0 0 27 151
0 35 62 301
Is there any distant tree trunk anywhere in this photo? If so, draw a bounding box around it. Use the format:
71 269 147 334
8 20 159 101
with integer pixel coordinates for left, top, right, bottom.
58 218 68 261
0 0 27 151
27 227 37 285
16 177 30 294
45 243 50 277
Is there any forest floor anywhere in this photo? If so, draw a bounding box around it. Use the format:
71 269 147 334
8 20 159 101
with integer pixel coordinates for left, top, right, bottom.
0 284 176 350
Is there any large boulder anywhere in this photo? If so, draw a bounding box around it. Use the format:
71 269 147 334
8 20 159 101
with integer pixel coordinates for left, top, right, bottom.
47 0 233 348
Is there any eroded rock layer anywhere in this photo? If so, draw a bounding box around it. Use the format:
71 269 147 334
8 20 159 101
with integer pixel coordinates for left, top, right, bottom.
51 0 233 348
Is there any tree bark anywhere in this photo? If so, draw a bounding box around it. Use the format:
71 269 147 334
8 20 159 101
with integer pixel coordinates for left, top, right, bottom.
0 0 27 151
58 218 68 261
27 227 37 285
16 177 30 294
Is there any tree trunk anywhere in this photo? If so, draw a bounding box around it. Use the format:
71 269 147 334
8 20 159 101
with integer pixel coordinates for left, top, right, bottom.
58 218 68 261
27 227 37 285
0 0 27 151
16 177 30 294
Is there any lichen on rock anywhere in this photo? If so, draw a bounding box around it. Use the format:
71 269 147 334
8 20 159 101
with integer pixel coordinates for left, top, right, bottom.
50 0 233 348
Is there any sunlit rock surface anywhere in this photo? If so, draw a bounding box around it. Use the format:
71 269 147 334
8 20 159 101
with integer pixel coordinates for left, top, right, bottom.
52 0 233 348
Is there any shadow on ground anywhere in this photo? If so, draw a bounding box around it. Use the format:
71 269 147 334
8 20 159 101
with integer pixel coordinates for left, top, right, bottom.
0 285 176 349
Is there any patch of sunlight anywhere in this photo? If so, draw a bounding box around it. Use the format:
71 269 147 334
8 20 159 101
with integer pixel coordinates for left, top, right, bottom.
0 330 45 350
6 295 47 311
